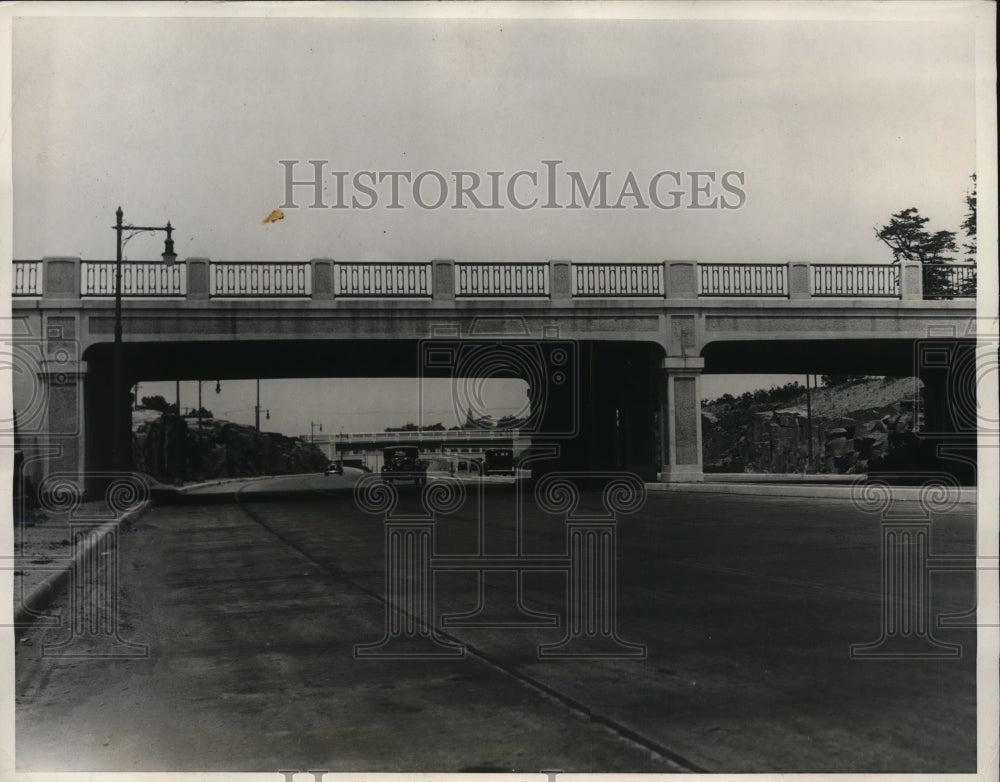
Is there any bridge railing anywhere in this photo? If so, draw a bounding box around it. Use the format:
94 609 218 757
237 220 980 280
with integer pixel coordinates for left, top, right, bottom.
12 260 42 296
11 258 977 302
572 263 664 296
334 262 430 297
699 263 788 297
330 429 523 444
211 262 310 297
922 263 977 300
81 261 187 297
456 262 549 297
811 264 900 297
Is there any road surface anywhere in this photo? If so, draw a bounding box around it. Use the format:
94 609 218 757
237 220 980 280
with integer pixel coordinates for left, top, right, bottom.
15 476 977 773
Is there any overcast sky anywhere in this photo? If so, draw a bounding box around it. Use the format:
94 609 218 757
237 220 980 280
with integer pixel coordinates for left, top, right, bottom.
8 7 986 435
13 13 978 263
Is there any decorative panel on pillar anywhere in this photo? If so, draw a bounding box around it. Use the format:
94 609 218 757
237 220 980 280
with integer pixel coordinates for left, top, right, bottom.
673 377 698 465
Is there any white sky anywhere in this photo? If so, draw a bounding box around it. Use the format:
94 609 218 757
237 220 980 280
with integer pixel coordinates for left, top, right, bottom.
7 7 988 435
12 14 977 264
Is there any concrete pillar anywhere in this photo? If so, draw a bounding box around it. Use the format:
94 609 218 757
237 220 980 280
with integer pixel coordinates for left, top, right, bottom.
41 257 81 299
531 342 660 482
432 259 455 301
911 341 977 485
901 262 923 300
185 258 211 301
789 262 811 300
551 260 572 300
666 260 698 299
310 258 335 300
658 356 705 482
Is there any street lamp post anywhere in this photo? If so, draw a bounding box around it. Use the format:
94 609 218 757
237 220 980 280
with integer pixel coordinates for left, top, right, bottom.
255 379 270 432
196 379 221 439
112 206 177 472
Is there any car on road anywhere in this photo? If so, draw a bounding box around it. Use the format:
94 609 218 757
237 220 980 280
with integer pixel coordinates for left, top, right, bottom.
381 446 428 486
323 460 344 476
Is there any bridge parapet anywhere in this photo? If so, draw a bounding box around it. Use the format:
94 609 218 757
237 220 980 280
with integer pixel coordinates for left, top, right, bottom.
12 258 976 302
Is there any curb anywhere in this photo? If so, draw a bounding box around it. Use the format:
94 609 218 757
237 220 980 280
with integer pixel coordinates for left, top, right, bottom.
647 481 978 504
13 501 153 633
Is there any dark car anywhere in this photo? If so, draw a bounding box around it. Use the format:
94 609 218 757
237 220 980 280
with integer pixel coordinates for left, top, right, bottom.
381 446 428 485
323 460 344 476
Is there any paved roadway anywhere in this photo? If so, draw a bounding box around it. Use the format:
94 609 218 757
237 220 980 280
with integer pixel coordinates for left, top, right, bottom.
15 474 977 773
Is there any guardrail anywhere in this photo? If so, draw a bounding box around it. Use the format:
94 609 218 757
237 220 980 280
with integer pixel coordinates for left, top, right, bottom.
572 263 664 296
456 263 549 297
923 263 977 300
335 262 430 297
812 264 899 297
12 260 42 296
699 263 787 297
81 261 186 297
12 258 977 302
211 262 309 297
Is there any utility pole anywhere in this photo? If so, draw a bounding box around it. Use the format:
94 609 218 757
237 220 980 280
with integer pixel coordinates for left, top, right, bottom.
805 373 813 472
256 379 261 432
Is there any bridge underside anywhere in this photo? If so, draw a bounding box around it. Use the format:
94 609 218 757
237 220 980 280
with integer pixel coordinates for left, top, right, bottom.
80 339 667 485
703 339 924 375
19 334 978 492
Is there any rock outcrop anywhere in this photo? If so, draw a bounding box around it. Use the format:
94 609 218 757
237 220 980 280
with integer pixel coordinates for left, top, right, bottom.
701 377 921 475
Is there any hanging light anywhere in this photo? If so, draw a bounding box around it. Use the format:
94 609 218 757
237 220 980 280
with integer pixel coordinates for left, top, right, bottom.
215 380 221 394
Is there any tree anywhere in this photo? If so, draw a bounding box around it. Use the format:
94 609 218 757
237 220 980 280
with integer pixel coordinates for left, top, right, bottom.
821 375 868 388
875 207 957 263
141 395 177 414
875 207 957 298
961 174 976 260
876 176 978 299
958 174 978 297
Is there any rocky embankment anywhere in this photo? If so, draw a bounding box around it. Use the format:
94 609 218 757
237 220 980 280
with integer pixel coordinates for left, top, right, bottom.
132 411 327 484
701 377 922 474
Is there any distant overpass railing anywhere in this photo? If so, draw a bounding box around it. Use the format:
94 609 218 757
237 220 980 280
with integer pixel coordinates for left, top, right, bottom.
329 429 522 444
12 258 976 301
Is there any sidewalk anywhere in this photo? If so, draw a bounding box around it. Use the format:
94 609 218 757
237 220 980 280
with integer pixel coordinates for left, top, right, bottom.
11 499 152 632
650 476 978 504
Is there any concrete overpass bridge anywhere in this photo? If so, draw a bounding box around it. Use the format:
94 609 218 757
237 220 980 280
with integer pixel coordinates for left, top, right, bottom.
9 257 978 489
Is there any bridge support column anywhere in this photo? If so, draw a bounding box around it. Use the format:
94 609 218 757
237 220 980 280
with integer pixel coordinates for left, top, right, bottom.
14 316 86 495
83 356 135 494
657 357 704 482
531 342 660 482
913 340 977 485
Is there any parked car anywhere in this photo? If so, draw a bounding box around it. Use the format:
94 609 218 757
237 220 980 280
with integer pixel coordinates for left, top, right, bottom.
323 460 344 476
381 446 428 485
